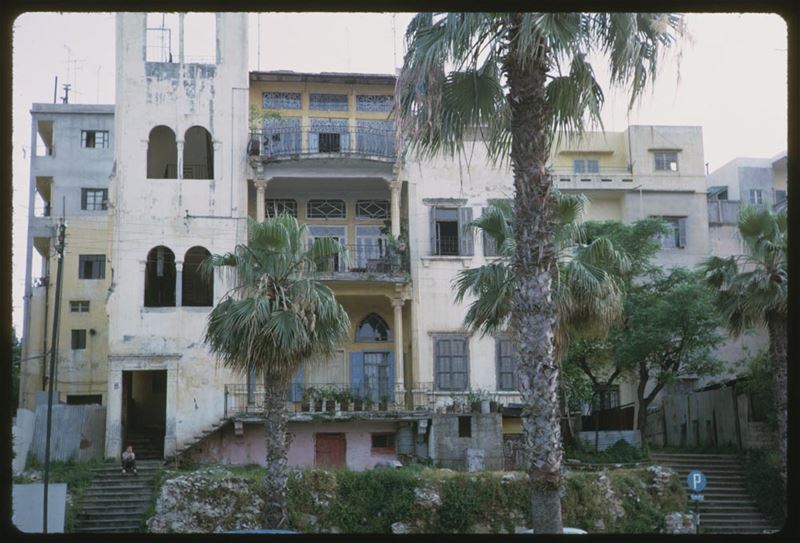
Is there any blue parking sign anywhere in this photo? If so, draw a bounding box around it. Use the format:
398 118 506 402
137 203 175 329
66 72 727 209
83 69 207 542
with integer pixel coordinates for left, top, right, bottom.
687 470 706 492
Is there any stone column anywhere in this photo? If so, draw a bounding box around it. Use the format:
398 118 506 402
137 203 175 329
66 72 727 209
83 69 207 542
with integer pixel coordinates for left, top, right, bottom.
176 140 184 179
105 367 123 458
390 180 401 238
175 261 183 307
392 297 405 405
164 364 178 457
255 180 267 222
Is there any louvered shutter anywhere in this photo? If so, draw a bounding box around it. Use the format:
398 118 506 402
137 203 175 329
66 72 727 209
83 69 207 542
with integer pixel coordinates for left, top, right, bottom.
677 218 687 248
349 351 364 397
458 207 474 256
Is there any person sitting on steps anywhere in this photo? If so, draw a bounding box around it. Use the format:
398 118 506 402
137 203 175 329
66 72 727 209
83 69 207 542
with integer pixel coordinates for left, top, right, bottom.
121 445 137 475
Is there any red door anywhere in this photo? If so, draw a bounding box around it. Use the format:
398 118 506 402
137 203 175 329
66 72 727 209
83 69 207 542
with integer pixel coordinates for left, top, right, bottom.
315 433 346 467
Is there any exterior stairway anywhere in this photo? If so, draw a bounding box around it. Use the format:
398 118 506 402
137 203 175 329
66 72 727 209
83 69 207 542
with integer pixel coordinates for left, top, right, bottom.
166 417 231 465
124 430 164 460
74 459 161 533
650 452 779 534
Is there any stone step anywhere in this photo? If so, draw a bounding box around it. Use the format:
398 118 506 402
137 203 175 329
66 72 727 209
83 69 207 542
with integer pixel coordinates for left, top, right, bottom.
80 500 151 511
700 512 773 521
78 510 148 520
697 505 763 514
75 520 142 531
83 487 154 497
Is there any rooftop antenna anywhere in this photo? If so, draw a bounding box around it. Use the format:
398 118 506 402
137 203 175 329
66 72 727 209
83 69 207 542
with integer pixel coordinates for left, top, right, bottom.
53 76 58 104
63 45 85 102
61 84 72 104
96 65 102 103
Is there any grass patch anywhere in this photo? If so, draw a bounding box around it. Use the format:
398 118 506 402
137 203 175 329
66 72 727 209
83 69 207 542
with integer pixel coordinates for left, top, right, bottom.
740 448 785 525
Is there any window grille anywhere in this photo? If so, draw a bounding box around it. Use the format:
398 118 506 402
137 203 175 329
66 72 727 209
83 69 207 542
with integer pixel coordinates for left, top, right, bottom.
266 199 298 218
356 94 393 112
79 255 106 279
356 200 389 219
356 313 391 342
654 151 679 171
307 199 346 219
434 336 469 391
81 188 108 211
71 329 87 350
81 130 109 148
262 92 302 110
573 159 599 173
309 93 349 111
70 301 90 313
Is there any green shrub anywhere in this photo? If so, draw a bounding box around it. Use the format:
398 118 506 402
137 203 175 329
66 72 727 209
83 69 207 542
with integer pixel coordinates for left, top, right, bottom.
566 438 647 464
741 448 785 525
608 471 664 532
325 469 418 533
561 472 611 531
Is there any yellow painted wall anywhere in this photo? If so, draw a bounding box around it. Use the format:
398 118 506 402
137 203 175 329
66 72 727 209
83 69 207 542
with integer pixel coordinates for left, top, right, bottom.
551 131 630 171
503 417 523 434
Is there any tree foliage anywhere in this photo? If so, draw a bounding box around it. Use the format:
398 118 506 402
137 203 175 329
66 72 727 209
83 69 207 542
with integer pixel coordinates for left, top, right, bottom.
12 326 21 410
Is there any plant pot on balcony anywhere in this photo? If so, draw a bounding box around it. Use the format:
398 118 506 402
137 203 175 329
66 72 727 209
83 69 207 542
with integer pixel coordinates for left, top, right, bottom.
314 400 323 412
247 138 260 157
325 400 336 413
301 401 310 412
489 401 499 413
353 399 364 411
446 404 456 414
340 400 350 412
471 401 481 413
379 401 389 411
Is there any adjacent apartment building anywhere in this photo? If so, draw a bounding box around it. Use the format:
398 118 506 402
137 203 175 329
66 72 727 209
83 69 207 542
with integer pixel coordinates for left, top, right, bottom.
18 12 763 470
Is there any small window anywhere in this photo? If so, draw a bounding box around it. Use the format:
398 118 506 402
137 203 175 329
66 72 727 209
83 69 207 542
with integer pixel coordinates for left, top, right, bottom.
654 151 679 172
458 416 472 438
371 433 396 453
749 189 763 205
431 206 473 256
318 132 341 153
496 338 517 391
356 95 393 112
81 130 109 149
573 159 599 174
67 394 102 405
71 329 87 350
79 255 106 279
653 216 687 249
307 199 346 219
592 386 621 411
266 199 298 218
70 300 90 313
434 336 469 391
81 188 108 211
356 313 391 342
356 200 389 219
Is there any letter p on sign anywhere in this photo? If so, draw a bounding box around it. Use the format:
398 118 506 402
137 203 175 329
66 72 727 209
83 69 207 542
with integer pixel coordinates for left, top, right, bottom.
687 470 706 492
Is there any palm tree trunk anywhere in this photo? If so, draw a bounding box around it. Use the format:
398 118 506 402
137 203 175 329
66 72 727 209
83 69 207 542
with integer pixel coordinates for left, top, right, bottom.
263 374 290 528
767 317 787 499
504 14 563 534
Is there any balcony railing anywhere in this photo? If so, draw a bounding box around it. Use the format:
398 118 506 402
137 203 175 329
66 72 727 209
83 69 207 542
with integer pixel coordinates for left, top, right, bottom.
707 200 741 224
309 243 409 274
224 382 435 418
248 126 396 161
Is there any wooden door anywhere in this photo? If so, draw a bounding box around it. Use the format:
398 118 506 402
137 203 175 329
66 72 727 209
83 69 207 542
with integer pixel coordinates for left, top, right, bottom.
315 433 346 467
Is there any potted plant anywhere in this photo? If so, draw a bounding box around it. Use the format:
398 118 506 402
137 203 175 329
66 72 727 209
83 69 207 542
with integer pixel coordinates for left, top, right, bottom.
445 400 456 414
364 395 375 412
379 393 390 411
466 390 481 413
309 387 323 412
489 394 500 413
338 389 351 412
300 387 313 412
248 105 264 156
477 389 491 414
323 388 337 413
352 391 364 412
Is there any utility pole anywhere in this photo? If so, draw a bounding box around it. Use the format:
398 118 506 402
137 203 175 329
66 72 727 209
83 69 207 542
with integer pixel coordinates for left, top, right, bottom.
42 218 66 533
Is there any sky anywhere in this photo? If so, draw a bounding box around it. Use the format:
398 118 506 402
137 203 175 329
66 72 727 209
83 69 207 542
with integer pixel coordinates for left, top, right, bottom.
10 12 788 333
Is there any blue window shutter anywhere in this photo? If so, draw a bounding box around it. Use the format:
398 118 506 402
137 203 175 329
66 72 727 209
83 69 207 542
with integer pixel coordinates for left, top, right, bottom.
289 364 304 402
340 130 351 152
350 351 364 397
387 351 396 402
459 207 474 256
308 132 319 153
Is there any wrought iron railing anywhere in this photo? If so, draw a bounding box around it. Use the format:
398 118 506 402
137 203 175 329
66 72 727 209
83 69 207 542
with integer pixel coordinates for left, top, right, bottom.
432 235 460 256
224 381 435 418
308 243 408 274
248 126 396 161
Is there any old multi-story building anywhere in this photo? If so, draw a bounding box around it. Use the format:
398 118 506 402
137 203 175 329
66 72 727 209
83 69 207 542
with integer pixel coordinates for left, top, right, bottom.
19 103 114 411
20 12 766 469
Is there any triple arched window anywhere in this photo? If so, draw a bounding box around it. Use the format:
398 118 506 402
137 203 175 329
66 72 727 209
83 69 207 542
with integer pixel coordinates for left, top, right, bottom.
144 246 213 307
146 125 213 179
355 313 391 342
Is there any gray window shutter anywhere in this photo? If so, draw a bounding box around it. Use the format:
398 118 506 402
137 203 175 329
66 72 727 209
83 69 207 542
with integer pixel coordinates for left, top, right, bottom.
459 207 474 256
308 132 319 153
340 130 350 152
430 207 438 255
677 218 687 248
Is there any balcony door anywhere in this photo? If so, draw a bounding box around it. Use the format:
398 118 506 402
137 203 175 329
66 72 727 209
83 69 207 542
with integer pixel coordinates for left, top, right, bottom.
308 225 346 272
354 225 386 270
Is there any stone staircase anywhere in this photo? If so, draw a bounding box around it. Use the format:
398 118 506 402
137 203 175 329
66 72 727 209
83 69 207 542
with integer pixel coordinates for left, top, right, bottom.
74 459 162 533
166 416 231 465
124 431 164 460
650 452 779 534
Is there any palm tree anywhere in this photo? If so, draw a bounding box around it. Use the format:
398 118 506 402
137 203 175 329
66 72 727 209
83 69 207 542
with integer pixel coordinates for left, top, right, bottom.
702 207 787 491
453 193 629 354
399 13 685 532
203 215 350 528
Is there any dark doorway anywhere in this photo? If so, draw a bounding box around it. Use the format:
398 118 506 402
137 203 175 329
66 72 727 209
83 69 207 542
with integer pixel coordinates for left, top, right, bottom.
315 433 346 467
122 370 167 459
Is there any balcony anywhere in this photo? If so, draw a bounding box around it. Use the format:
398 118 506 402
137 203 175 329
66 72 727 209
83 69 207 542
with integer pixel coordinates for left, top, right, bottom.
248 125 396 163
224 382 435 419
310 242 409 280
553 168 635 191
707 200 741 225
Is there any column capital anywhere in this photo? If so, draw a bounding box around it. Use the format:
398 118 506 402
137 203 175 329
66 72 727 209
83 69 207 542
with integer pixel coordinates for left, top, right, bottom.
390 180 402 193
254 178 271 190
175 260 184 272
391 297 405 309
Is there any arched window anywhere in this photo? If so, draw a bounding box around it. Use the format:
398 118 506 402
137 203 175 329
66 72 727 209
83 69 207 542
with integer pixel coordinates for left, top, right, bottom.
144 246 176 307
182 246 213 306
355 313 391 342
184 126 213 179
147 126 178 179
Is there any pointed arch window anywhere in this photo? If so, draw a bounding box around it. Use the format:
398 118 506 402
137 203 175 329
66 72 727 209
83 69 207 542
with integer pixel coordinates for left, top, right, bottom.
145 246 176 307
355 313 391 342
